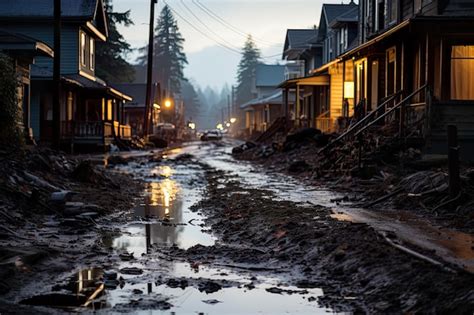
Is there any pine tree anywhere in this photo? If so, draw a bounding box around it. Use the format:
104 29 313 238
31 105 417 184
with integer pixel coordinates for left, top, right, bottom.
96 0 135 83
235 35 261 105
138 5 188 96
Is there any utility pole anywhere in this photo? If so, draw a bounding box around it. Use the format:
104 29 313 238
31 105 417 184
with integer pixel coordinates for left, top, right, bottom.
144 0 158 138
227 94 231 121
52 0 61 149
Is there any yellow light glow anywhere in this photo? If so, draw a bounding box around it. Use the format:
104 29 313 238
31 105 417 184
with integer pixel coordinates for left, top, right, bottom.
164 99 172 108
230 118 237 124
226 122 231 127
216 123 224 130
153 103 160 109
188 122 196 130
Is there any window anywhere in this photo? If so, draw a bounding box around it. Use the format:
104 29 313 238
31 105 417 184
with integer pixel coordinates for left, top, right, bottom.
89 38 95 70
387 0 397 24
80 32 87 66
451 45 474 100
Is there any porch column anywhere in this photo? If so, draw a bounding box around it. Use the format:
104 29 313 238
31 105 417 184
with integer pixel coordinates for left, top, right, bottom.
284 87 289 119
296 84 301 127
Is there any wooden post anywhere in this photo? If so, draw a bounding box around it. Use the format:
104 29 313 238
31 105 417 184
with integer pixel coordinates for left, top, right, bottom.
144 0 158 138
296 85 300 127
448 125 460 198
52 0 61 149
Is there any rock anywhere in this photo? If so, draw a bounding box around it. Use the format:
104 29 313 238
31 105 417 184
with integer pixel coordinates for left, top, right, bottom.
198 281 222 294
119 267 143 275
50 191 75 203
266 287 284 294
202 299 221 304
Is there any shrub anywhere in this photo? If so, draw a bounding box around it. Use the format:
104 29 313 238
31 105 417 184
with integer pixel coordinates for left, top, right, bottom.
0 52 23 146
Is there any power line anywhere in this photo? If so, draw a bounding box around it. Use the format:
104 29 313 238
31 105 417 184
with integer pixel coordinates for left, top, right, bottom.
163 1 242 55
192 0 281 47
178 0 241 51
164 1 281 60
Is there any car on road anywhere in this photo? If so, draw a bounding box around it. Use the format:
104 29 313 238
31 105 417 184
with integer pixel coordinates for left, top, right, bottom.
200 129 223 141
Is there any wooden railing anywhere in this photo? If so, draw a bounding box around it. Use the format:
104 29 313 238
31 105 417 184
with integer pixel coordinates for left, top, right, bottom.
120 125 132 140
315 111 335 134
61 121 114 139
354 84 429 138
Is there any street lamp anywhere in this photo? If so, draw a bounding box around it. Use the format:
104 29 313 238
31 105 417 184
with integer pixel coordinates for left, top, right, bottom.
164 99 172 108
230 117 237 124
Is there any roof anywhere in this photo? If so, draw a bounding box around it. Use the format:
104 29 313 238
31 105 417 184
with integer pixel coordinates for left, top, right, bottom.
278 74 330 88
318 2 358 41
0 0 97 18
0 0 108 38
329 6 359 28
255 64 285 87
241 90 282 109
0 29 53 58
442 0 474 16
114 84 147 107
283 29 321 60
323 2 358 25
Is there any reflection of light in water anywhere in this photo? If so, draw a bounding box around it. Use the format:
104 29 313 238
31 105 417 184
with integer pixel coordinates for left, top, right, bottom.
147 179 179 217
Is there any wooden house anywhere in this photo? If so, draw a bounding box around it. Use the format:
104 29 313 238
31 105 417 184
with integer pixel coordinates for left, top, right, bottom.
242 64 287 136
0 30 54 142
0 0 132 150
335 0 474 159
279 2 358 132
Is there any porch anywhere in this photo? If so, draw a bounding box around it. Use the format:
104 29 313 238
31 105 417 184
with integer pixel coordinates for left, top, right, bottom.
279 75 330 131
61 121 132 144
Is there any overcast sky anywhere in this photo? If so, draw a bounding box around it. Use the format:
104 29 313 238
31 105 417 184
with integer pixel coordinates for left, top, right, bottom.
114 0 349 90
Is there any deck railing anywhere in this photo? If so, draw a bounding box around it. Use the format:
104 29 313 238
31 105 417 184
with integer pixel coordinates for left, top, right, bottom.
120 125 132 140
61 121 114 139
315 111 335 134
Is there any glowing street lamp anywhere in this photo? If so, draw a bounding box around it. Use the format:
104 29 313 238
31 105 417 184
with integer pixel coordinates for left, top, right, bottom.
188 122 196 130
164 99 172 108
226 122 231 128
230 117 237 124
216 123 224 130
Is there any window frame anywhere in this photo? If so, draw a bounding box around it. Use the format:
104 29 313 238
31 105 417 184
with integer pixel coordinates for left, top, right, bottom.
89 38 95 70
80 31 87 67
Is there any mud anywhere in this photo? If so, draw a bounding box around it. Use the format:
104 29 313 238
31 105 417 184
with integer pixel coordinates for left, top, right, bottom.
1 142 473 314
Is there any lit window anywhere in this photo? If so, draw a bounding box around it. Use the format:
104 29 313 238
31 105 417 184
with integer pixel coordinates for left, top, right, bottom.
80 32 86 66
451 45 474 100
90 38 95 70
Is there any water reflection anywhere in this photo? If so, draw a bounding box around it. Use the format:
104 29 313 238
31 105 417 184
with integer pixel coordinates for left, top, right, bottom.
112 166 215 257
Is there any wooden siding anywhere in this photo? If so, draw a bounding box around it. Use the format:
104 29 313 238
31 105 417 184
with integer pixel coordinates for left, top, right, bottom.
0 22 79 75
329 63 344 119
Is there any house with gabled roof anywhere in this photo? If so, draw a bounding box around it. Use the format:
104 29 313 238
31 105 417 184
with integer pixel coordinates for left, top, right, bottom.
241 64 290 136
0 30 54 142
0 0 132 150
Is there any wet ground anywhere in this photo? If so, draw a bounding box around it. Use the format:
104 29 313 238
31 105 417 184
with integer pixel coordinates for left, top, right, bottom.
1 140 473 314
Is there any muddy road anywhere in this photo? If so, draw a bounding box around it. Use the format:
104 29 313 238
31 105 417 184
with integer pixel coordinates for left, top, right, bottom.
1 140 473 314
